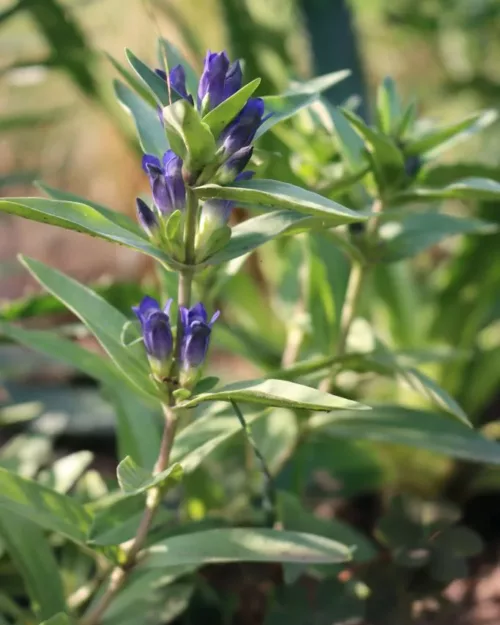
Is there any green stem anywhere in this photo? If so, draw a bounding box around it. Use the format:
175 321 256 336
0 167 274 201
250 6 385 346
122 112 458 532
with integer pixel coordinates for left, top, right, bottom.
79 184 199 625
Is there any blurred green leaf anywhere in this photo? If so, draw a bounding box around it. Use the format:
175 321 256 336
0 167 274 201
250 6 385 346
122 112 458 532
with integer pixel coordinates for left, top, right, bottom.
178 378 369 411
379 212 497 262
395 177 500 202
330 107 366 173
157 38 199 97
40 614 71 625
0 467 92 545
257 93 317 138
195 179 367 223
309 406 500 464
117 456 183 495
114 80 168 156
286 70 351 96
106 52 157 108
406 110 498 156
376 77 402 135
144 528 352 567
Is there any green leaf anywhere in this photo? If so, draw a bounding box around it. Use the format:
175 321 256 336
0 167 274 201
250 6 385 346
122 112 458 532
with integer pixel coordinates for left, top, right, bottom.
126 48 172 106
0 513 67 621
177 378 369 412
105 388 162 471
106 52 157 108
0 323 120 387
195 179 367 224
0 198 178 269
206 210 330 265
395 177 500 203
0 467 92 544
257 93 317 138
330 107 366 173
163 99 216 169
379 212 497 262
278 492 376 564
286 70 351 96
144 528 352 567
376 77 402 135
40 614 71 625
20 257 161 401
157 38 199 97
309 405 500 464
433 526 483 557
341 108 405 188
406 110 497 156
117 456 183 495
37 181 142 235
114 80 168 156
203 78 261 138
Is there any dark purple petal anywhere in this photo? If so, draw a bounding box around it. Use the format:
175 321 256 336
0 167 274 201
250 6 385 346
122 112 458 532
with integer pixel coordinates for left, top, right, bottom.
225 145 253 175
219 98 265 156
142 154 162 174
198 51 230 111
132 295 160 326
168 64 194 104
143 311 173 362
223 60 243 99
235 170 255 182
182 321 211 368
136 198 158 237
155 69 167 81
188 302 208 324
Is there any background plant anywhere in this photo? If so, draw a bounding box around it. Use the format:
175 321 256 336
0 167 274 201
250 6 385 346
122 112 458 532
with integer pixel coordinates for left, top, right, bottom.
1 3 500 625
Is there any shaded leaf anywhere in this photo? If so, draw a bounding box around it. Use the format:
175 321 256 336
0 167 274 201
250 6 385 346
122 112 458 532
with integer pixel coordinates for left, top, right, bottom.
117 456 183 495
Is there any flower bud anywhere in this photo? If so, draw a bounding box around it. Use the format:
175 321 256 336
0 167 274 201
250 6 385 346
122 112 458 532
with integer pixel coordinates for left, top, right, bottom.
179 303 219 384
136 198 159 238
142 151 186 215
133 296 174 380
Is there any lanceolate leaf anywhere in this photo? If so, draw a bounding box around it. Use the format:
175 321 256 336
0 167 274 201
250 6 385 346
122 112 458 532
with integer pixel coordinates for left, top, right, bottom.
106 52 157 108
37 181 142 235
114 80 169 156
40 614 71 625
206 210 328 265
203 78 261 138
20 257 162 401
144 528 352 567
126 48 172 106
330 107 366 173
0 197 180 269
395 178 500 203
177 378 369 412
117 456 183 495
195 179 367 224
309 406 500 464
286 70 351 96
0 467 92 544
379 212 497 262
257 93 317 138
0 513 67 621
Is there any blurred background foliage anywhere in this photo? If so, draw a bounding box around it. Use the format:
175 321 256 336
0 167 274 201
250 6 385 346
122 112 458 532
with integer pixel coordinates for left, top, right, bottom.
1 0 500 510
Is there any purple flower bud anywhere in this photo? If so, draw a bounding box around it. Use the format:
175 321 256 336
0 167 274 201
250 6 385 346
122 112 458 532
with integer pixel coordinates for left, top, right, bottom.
224 61 243 100
136 198 159 237
142 150 186 215
218 146 254 182
219 98 266 157
133 296 173 377
155 66 194 105
180 303 219 369
200 199 234 229
198 51 230 112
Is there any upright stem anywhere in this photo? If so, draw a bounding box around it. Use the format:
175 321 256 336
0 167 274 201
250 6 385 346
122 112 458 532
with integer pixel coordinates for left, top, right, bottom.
80 188 199 625
319 198 383 393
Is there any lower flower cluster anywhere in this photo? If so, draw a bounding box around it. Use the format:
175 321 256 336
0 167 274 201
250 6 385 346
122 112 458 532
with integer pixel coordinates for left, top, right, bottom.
133 296 218 385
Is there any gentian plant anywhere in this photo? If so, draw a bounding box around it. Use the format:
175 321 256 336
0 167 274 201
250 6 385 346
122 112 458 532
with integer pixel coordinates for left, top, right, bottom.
1 40 500 625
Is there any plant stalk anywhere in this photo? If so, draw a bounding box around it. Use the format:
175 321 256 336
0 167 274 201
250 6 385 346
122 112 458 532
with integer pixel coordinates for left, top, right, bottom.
79 186 198 625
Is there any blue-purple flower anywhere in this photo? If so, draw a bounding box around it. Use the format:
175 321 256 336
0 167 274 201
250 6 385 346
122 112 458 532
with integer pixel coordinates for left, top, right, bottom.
219 98 267 159
180 303 219 371
198 51 243 113
155 66 194 105
136 198 159 238
133 296 174 379
142 150 185 216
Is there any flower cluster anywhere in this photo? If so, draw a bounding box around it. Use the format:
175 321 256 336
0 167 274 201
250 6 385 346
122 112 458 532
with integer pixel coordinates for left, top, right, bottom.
133 296 218 384
136 51 269 262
